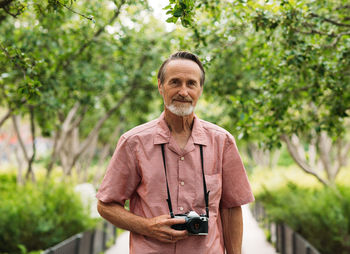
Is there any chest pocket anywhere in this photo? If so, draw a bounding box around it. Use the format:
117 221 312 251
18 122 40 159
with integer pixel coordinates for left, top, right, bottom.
204 173 222 214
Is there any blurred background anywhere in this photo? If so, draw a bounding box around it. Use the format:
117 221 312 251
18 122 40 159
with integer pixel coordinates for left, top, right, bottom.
0 0 349 253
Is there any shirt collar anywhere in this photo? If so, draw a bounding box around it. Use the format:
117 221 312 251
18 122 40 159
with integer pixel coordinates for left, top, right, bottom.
154 112 208 146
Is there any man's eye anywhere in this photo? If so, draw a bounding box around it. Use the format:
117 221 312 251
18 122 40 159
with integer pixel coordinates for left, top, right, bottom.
188 81 196 86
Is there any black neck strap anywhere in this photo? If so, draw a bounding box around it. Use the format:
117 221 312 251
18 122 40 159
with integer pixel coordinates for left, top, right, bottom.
161 144 210 218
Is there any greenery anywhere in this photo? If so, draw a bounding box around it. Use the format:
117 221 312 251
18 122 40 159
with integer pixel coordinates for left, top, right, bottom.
256 183 350 254
0 172 97 254
187 0 350 185
0 0 349 252
0 0 169 179
251 165 350 254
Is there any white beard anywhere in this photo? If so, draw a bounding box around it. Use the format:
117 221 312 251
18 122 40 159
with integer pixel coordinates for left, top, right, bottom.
165 102 194 116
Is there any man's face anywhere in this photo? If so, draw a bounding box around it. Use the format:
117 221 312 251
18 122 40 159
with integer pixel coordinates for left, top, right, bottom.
158 59 203 117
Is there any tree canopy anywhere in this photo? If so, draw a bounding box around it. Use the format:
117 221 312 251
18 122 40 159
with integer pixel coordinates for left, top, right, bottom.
1 0 349 185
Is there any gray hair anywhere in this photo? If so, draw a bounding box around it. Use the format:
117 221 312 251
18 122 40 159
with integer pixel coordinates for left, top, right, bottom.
157 51 205 86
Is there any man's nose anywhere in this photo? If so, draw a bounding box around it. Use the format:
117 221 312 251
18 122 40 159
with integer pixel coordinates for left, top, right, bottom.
178 83 189 97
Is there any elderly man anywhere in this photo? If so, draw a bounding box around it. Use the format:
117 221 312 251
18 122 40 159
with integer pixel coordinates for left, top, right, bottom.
97 51 254 254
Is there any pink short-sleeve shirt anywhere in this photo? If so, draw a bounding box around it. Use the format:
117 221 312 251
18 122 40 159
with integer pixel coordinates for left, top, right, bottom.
96 112 254 254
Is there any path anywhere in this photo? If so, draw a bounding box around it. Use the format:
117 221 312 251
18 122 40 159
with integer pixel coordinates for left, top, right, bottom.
106 204 277 254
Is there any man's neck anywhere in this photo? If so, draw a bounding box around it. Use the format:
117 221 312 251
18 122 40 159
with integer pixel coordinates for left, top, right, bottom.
164 108 194 134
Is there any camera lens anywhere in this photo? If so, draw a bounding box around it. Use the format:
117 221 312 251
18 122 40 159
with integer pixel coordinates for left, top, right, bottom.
187 217 203 234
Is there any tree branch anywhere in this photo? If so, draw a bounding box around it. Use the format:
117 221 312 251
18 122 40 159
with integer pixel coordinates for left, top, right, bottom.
67 81 137 175
46 102 80 175
93 123 122 186
309 13 350 28
61 0 126 69
0 108 11 128
69 105 88 130
293 27 350 48
328 31 350 47
281 134 329 186
294 27 336 37
0 0 13 9
335 4 350 10
11 115 29 162
59 2 94 21
1 0 25 18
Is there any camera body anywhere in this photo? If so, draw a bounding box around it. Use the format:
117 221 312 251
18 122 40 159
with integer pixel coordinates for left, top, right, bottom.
171 211 208 235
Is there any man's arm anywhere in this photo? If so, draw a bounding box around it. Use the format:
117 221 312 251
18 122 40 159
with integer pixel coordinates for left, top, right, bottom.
220 206 243 254
97 200 188 243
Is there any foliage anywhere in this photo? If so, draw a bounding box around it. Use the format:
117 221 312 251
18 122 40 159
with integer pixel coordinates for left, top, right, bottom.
163 0 196 27
183 0 350 145
0 172 97 253
0 0 171 177
256 183 350 254
170 0 350 184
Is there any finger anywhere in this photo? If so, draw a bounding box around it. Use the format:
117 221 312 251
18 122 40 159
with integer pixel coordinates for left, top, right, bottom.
165 218 186 225
171 229 188 237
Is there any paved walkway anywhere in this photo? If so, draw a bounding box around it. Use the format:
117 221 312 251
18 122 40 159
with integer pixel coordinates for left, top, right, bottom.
241 205 277 254
106 204 277 254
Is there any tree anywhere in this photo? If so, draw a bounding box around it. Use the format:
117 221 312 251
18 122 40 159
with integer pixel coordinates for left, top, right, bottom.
171 0 350 186
0 0 170 181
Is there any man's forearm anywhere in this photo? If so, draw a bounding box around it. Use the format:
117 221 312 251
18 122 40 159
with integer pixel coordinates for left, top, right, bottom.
97 200 150 236
97 200 188 243
220 206 243 254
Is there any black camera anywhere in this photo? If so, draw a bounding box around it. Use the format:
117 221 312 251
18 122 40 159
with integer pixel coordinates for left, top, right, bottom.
171 211 208 235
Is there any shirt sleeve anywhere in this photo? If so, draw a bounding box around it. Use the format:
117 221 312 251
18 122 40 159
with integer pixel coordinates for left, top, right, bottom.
220 135 255 208
96 135 140 206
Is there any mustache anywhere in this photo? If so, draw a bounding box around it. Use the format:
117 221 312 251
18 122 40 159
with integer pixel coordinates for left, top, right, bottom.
172 96 192 102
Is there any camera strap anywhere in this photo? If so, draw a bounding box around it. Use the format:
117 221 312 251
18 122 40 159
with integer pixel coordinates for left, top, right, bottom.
161 144 210 218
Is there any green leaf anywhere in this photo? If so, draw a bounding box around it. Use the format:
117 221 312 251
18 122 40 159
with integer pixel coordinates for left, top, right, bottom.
166 16 179 23
173 8 184 17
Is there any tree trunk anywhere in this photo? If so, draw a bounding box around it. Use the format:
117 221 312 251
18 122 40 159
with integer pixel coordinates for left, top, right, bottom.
65 82 137 176
14 145 24 185
25 106 36 182
11 115 34 183
77 133 98 183
46 102 80 176
281 133 329 186
93 125 121 185
45 0 127 176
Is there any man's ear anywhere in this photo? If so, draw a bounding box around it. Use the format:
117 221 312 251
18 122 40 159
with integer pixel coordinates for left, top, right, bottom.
158 79 163 95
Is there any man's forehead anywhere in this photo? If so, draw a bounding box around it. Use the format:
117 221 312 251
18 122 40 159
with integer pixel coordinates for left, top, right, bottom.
164 59 201 78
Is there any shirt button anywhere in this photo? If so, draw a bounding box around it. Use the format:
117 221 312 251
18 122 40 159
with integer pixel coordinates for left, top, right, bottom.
180 157 184 161
179 207 184 211
180 181 185 186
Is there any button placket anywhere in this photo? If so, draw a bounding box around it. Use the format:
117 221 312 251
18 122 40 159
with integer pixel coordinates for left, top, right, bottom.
178 156 185 213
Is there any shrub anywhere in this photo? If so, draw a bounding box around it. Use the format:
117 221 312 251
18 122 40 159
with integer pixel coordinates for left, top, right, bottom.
0 174 97 254
256 183 350 254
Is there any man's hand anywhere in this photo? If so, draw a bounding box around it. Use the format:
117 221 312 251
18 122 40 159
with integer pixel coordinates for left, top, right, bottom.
146 214 188 243
97 201 188 243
